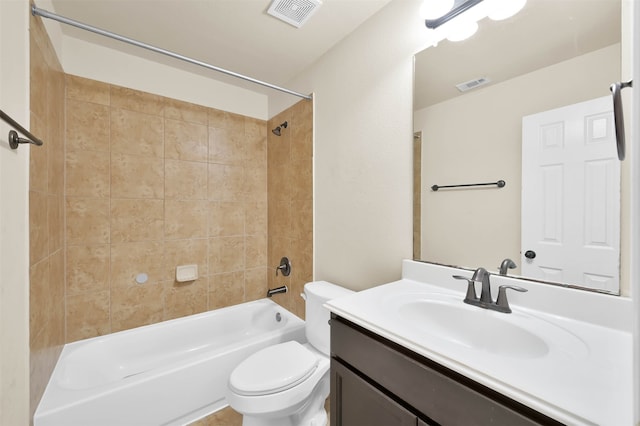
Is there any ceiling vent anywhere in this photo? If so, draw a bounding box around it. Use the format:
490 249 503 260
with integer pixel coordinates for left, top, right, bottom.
267 0 322 28
455 77 491 92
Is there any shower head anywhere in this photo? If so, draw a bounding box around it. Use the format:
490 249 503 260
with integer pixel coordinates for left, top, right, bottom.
272 121 288 136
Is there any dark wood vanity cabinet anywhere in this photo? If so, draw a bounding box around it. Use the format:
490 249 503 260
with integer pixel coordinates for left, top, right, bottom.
330 315 564 426
331 360 420 426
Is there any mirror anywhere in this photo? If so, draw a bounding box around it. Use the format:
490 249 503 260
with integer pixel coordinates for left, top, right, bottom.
413 0 626 294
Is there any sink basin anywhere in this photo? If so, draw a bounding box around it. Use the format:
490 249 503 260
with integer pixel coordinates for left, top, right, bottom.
389 293 588 360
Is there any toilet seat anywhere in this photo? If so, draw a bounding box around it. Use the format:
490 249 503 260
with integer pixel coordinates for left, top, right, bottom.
229 341 319 396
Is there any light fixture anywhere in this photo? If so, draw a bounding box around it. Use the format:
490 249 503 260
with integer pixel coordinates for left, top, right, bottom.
422 0 527 42
423 0 483 29
486 0 526 21
420 0 454 20
446 20 478 42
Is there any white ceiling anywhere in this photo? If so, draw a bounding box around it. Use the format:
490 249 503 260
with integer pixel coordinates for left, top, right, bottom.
415 0 621 110
48 0 393 95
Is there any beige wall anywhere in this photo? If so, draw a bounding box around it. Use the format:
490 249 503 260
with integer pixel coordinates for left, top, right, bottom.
270 0 424 290
1 1 31 424
60 37 269 121
29 10 66 418
414 44 623 290
63 75 270 341
267 100 314 319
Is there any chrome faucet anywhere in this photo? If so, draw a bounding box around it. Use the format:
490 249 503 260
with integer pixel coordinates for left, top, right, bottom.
453 267 527 313
499 258 517 275
472 267 492 304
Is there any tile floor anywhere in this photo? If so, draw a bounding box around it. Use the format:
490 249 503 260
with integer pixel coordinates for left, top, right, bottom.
191 398 330 425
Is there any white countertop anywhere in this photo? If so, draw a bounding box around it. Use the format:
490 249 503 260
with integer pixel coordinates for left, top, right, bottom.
325 260 633 426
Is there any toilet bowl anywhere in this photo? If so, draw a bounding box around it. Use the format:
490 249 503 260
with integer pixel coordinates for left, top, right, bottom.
225 281 354 426
226 341 330 426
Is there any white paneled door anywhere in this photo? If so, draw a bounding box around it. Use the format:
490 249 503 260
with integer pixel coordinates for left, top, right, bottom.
521 96 620 293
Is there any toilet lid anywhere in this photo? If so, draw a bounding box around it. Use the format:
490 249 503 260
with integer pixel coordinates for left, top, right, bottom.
229 341 318 396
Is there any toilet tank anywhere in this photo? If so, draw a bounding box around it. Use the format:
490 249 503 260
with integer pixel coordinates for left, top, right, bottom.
303 281 354 355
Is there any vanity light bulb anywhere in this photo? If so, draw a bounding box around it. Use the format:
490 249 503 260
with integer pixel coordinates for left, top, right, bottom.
420 0 454 20
486 0 527 21
446 20 478 42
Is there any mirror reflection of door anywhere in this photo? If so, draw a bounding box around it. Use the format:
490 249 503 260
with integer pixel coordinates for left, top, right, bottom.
521 96 620 293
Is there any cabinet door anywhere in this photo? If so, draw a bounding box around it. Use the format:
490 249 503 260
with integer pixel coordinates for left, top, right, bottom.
331 359 417 426
331 316 561 426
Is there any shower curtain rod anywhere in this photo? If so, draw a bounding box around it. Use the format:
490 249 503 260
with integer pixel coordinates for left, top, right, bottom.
31 6 313 101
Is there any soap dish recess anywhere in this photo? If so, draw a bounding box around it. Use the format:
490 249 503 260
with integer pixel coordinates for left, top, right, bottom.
176 264 198 282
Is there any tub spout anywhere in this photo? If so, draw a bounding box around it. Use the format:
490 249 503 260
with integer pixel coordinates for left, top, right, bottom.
267 285 288 297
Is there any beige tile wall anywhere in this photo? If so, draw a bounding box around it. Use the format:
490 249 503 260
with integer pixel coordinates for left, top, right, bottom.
64 75 270 341
267 100 314 319
29 11 66 419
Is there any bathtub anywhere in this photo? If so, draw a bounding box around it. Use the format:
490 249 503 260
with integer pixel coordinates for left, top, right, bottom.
34 298 305 426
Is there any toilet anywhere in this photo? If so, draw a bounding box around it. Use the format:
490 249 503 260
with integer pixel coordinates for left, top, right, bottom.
226 281 354 426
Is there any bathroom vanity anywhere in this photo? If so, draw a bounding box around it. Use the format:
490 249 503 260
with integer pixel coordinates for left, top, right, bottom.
330 315 561 425
326 260 633 426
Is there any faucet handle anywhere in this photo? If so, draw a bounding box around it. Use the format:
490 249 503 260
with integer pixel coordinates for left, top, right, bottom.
275 257 291 277
496 285 528 313
452 275 478 302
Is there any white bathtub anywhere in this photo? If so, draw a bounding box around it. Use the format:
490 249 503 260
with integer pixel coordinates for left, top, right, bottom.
34 298 305 426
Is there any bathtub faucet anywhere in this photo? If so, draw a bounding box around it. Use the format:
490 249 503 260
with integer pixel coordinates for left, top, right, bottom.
275 257 291 277
267 285 288 297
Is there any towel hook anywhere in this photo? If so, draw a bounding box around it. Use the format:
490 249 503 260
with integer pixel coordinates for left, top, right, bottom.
8 130 40 149
1 108 44 149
